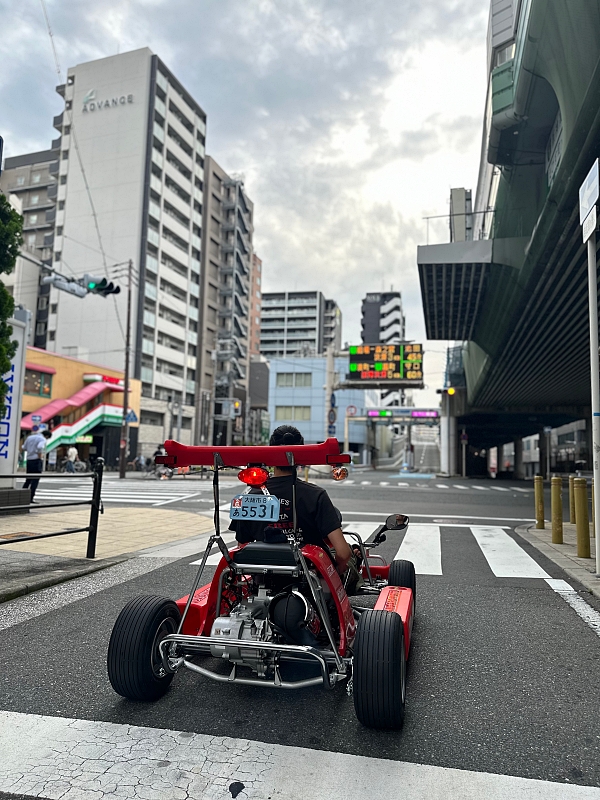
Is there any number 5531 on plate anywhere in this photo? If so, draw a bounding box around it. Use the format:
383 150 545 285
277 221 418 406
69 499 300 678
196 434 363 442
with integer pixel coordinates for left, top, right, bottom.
229 494 281 521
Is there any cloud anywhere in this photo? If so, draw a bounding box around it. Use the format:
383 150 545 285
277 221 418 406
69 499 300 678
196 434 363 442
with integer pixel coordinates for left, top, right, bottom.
0 0 489 404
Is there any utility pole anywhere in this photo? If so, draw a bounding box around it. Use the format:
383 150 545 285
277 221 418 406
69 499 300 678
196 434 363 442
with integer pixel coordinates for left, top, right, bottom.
118 259 132 479
324 345 335 440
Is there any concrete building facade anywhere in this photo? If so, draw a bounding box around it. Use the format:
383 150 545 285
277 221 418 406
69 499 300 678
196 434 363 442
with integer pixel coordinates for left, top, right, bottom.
360 292 405 345
248 254 263 358
260 291 341 357
197 156 253 446
0 149 59 347
38 48 206 456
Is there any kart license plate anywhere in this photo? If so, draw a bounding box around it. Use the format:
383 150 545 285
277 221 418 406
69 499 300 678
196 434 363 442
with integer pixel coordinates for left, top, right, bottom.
230 494 280 521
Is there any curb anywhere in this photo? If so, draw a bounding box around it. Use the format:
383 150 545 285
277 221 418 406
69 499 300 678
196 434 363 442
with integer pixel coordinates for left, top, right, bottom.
0 555 129 604
514 523 600 600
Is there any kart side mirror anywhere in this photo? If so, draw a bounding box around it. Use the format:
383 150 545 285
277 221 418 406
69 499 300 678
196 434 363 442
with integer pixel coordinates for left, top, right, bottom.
385 513 409 531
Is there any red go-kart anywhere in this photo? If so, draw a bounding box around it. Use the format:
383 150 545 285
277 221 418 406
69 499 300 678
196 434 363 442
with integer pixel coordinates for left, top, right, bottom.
107 439 415 729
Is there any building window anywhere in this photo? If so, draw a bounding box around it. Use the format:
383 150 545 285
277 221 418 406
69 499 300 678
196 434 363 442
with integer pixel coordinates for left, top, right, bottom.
50 303 57 314
32 173 41 184
30 194 39 205
58 201 65 210
24 369 52 397
27 234 36 246
29 214 38 224
275 406 311 421
276 372 312 388
140 411 164 426
60 176 67 185
48 331 55 341
16 176 25 186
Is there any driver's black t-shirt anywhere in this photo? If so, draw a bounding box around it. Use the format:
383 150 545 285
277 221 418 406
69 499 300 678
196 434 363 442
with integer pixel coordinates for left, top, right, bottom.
229 475 341 546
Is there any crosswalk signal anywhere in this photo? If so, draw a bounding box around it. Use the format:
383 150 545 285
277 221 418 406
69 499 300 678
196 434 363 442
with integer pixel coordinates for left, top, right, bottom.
84 274 121 297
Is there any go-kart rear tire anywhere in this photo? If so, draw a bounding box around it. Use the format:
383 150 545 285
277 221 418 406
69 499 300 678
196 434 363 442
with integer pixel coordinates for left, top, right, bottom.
107 595 181 701
353 609 406 730
388 559 416 606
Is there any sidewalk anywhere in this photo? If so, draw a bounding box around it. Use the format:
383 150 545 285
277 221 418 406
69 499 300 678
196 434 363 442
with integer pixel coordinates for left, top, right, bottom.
0 507 214 603
515 521 600 599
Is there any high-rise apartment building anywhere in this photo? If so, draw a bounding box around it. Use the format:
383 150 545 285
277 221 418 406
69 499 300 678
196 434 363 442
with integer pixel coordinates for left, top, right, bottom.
260 291 341 357
361 292 405 344
36 48 206 455
0 148 59 347
248 254 263 358
197 156 253 446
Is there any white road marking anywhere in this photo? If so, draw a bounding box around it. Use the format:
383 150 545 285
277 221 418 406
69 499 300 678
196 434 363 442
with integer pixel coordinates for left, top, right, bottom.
3 711 598 800
342 511 535 522
397 482 410 487
190 541 236 565
491 486 510 492
138 533 213 558
343 522 380 542
436 483 449 489
514 488 532 493
153 492 201 506
546 579 600 638
453 484 469 490
472 485 490 490
379 481 390 486
470 527 550 578
360 480 372 485
394 524 442 575
344 479 355 484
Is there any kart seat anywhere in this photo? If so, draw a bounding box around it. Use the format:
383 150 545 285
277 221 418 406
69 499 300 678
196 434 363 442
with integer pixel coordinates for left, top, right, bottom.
233 541 297 567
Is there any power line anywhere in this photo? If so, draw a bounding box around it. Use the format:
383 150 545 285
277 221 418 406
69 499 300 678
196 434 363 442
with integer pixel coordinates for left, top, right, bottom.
39 0 125 340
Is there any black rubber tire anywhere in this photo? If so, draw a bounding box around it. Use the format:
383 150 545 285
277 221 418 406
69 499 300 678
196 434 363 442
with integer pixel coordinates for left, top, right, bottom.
107 595 181 701
388 559 416 605
353 609 406 730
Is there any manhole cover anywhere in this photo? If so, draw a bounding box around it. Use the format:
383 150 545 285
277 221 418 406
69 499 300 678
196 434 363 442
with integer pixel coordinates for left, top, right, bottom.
0 532 36 541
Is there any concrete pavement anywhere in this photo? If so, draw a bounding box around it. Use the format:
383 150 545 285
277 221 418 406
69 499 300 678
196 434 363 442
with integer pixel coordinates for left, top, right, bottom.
0 507 214 603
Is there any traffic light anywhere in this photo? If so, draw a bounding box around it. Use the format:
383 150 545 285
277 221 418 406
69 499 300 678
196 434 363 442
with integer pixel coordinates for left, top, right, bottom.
41 274 88 298
232 399 242 417
83 274 121 297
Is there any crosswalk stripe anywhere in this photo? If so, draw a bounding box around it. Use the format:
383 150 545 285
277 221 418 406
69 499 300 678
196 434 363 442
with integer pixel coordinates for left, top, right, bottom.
2 710 598 800
454 484 469 489
469 526 550 578
394 524 442 575
473 486 489 490
491 486 510 491
436 483 449 488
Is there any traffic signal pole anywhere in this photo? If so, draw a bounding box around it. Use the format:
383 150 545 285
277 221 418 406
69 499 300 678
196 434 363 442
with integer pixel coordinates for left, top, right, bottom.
119 259 133 479
586 230 600 574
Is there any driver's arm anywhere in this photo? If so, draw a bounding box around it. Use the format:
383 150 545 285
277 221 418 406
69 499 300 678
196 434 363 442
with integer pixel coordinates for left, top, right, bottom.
325 528 352 573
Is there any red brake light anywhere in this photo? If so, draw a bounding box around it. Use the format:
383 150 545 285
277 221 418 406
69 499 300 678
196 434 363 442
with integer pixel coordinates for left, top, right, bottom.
238 466 269 486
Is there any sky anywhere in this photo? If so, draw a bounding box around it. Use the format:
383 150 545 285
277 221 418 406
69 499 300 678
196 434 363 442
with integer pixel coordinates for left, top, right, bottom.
0 0 490 406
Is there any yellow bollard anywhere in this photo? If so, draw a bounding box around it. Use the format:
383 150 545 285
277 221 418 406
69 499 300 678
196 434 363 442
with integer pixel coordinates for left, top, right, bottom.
569 475 576 524
534 475 545 529
574 478 591 558
551 476 563 544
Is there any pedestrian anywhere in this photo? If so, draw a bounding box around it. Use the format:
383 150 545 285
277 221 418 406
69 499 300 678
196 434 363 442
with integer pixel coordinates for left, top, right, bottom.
22 426 47 502
66 444 78 473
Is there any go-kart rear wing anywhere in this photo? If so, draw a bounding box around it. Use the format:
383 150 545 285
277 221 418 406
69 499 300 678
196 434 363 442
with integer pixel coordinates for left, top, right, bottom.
155 437 352 468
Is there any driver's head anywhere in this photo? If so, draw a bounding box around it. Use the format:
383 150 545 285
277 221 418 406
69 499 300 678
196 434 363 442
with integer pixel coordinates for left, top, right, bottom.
270 425 304 474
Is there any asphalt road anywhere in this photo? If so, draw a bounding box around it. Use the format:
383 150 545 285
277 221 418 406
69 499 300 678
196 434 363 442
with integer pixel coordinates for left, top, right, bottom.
1 478 600 798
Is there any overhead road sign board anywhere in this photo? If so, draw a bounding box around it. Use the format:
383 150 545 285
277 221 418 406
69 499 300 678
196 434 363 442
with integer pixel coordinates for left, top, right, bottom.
366 408 438 418
580 159 599 225
347 343 423 386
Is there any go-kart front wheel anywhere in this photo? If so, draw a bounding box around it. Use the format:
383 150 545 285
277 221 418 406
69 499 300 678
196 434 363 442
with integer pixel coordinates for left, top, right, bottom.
388 559 416 607
107 595 181 701
353 609 406 730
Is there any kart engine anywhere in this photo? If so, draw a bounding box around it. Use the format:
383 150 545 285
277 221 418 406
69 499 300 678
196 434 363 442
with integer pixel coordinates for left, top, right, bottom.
209 584 324 674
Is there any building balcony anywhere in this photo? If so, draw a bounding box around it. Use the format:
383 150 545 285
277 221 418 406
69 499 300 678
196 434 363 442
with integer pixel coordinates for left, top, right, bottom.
53 112 64 131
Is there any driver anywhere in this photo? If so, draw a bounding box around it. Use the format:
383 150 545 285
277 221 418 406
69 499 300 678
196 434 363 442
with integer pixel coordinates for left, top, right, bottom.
229 425 356 583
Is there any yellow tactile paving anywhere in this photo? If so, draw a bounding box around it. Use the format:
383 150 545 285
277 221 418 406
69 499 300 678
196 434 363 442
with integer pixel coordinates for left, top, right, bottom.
0 508 214 559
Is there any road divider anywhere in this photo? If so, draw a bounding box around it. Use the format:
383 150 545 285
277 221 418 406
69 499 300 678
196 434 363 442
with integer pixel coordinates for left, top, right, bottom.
534 475 545 529
551 476 563 544
574 478 591 558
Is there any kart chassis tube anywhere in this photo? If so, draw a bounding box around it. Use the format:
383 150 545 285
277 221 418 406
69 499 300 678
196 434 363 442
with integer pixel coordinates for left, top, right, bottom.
159 634 349 690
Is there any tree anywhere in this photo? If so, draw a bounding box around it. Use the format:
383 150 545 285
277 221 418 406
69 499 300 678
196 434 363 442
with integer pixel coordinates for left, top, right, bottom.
0 193 23 416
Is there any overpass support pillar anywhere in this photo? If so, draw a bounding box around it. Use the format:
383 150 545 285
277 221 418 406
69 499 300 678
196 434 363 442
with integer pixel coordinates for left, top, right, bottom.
440 414 457 476
498 444 507 473
514 438 525 480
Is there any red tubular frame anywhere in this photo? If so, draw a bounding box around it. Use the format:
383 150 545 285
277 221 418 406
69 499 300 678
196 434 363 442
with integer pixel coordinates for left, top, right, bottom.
156 438 352 468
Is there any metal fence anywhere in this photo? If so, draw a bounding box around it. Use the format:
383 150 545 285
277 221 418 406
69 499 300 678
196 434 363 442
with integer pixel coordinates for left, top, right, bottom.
0 458 104 558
